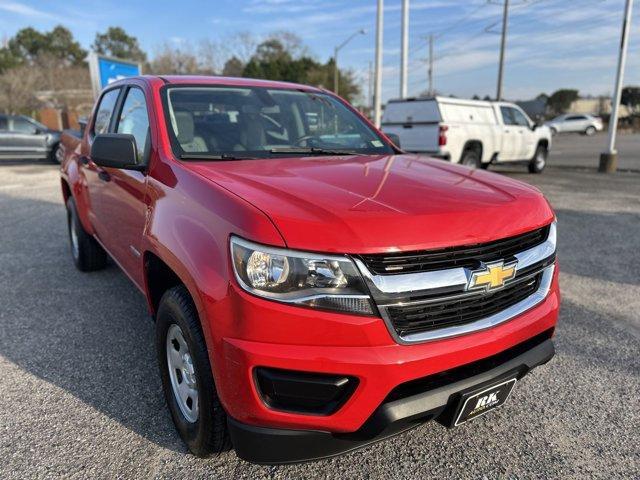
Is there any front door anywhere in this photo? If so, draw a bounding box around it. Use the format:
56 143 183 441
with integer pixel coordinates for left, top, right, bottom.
84 85 151 289
499 106 522 161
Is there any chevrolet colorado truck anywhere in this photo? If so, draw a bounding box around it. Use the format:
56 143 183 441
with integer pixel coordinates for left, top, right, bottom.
60 76 559 464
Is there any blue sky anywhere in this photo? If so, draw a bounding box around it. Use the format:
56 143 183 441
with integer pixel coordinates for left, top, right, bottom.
0 0 639 103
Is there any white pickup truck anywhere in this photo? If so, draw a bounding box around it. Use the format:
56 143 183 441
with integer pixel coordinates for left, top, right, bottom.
381 96 552 173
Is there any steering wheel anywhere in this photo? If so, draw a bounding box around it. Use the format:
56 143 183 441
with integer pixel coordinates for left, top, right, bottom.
292 134 316 146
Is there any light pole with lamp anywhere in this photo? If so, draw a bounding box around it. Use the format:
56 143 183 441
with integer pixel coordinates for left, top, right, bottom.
333 29 366 96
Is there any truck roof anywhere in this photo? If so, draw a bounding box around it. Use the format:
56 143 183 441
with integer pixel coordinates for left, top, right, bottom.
114 75 325 92
387 96 497 107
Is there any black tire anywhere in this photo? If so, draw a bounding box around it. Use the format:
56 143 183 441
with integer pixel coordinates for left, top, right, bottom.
460 149 481 168
156 285 229 457
66 197 107 271
584 126 596 136
49 143 62 164
528 144 547 174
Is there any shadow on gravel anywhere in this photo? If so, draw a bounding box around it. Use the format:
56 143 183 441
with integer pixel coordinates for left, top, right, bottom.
0 192 186 454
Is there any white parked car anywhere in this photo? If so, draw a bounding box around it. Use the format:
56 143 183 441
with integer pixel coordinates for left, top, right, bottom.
545 113 603 136
381 96 552 173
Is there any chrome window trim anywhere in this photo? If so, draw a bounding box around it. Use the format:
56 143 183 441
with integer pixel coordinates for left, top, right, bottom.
379 264 555 344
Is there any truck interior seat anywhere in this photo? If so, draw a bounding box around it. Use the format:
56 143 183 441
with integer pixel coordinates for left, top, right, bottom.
174 111 208 153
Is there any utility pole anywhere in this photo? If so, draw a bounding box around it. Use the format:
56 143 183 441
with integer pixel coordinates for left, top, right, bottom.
600 0 634 173
428 34 434 96
496 0 509 100
374 0 384 127
368 61 374 112
400 0 409 98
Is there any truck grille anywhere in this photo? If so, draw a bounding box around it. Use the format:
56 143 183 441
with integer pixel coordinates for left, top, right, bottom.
358 226 549 275
385 273 542 337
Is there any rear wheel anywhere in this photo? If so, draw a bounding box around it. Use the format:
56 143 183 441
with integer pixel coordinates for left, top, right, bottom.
460 149 481 168
528 145 547 174
585 126 596 136
550 127 558 136
66 197 107 271
156 285 229 457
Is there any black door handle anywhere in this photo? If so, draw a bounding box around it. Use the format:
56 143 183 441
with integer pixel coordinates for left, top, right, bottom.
98 170 111 182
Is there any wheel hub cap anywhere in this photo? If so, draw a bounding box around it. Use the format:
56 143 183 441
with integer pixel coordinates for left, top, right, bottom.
166 324 199 423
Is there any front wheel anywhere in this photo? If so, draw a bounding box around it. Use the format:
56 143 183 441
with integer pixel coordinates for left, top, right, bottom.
156 285 229 457
50 143 62 164
528 145 547 174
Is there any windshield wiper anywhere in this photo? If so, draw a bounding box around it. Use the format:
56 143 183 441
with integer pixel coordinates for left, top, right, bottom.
180 153 258 161
269 147 360 156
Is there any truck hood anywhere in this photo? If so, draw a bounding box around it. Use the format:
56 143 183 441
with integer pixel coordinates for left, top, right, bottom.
185 154 554 254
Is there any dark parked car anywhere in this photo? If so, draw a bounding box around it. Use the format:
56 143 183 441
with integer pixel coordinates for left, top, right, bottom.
0 114 62 162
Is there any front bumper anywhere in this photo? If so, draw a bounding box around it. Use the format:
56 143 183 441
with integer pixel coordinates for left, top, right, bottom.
228 333 555 464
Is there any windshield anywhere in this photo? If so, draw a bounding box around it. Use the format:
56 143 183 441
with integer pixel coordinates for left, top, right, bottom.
163 86 394 159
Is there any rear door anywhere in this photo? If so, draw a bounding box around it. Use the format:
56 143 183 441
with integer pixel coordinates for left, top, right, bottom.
564 115 587 132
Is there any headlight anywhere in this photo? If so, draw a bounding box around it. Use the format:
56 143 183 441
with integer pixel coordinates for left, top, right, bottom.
230 236 374 315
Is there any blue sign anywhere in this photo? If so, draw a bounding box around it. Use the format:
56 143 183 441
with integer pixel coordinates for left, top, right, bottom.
98 57 140 88
90 54 141 97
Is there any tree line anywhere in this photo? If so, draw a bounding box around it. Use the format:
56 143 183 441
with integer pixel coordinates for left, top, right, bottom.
0 26 360 114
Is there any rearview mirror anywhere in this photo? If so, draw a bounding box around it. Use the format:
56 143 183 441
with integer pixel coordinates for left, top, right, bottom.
90 134 143 170
385 132 401 148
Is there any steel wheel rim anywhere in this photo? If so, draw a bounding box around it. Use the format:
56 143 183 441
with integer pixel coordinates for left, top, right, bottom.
536 150 546 169
69 214 80 260
166 324 199 423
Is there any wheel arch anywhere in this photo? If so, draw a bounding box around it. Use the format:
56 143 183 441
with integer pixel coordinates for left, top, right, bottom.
460 140 483 163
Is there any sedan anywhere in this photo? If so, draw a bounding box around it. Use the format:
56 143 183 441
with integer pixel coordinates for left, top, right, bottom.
0 114 62 162
545 114 603 136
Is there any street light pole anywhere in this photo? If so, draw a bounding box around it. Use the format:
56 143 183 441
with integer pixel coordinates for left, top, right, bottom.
400 0 409 98
496 0 509 100
374 0 384 128
600 0 634 173
428 34 434 96
333 29 366 96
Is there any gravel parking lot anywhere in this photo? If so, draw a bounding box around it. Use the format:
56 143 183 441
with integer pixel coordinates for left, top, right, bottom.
1 138 639 478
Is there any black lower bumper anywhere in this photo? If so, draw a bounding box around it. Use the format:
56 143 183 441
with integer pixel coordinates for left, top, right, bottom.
229 336 555 465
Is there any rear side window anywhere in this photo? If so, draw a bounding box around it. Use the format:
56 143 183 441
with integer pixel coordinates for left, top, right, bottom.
566 115 585 121
116 87 150 163
93 89 121 135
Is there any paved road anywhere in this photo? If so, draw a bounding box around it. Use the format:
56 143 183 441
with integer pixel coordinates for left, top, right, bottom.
0 157 638 479
548 131 640 172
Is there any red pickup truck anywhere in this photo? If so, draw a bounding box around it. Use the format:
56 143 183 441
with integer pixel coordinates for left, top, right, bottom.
60 75 559 464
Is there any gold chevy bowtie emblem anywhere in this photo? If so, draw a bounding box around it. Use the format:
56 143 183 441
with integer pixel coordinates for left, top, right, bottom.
468 260 517 292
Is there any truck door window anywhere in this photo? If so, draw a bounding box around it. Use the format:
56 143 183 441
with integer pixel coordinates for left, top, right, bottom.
116 87 150 163
93 89 121 136
0 116 8 131
500 106 516 126
511 109 531 127
11 117 37 134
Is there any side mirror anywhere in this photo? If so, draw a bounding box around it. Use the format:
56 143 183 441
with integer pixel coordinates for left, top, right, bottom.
385 132 401 148
90 134 143 170
531 122 539 131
